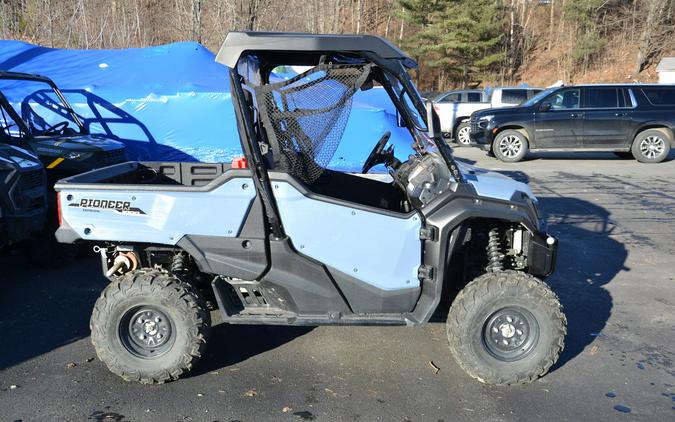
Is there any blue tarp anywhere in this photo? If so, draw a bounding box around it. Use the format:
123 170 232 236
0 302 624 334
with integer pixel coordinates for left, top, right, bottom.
0 40 414 171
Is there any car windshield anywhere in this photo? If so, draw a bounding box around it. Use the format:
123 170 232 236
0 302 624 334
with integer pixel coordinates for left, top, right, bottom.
0 78 82 136
520 87 558 107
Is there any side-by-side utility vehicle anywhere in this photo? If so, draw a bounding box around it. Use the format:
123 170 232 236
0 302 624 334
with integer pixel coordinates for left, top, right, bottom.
55 32 566 385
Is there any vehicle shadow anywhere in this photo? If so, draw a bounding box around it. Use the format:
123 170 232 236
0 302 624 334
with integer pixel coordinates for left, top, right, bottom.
0 252 312 372
188 323 313 378
539 196 625 369
0 253 105 370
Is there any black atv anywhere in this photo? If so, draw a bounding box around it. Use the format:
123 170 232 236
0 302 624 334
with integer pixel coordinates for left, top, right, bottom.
0 71 128 185
0 71 127 264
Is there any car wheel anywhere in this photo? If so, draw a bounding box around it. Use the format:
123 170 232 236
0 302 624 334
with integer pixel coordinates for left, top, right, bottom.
493 130 529 162
631 129 671 163
90 269 210 384
454 121 472 146
446 270 566 385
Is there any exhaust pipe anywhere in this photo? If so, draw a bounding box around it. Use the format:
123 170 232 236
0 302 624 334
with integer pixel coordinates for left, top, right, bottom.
99 248 139 278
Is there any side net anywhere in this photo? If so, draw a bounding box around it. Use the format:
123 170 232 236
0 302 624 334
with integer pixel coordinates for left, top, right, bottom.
255 64 371 183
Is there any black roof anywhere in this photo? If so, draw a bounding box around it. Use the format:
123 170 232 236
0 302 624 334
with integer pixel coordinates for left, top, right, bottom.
215 31 413 68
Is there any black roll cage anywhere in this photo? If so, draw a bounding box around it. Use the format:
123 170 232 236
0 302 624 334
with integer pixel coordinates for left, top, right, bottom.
0 71 87 139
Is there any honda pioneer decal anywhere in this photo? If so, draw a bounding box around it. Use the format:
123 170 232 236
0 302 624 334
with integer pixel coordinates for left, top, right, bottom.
69 198 146 215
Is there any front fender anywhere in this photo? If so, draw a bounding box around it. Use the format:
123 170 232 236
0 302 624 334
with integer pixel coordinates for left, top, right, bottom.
407 185 551 324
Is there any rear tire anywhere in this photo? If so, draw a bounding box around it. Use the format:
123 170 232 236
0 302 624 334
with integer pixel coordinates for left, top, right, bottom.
492 130 529 162
631 129 671 163
446 270 566 385
454 121 472 146
90 269 210 384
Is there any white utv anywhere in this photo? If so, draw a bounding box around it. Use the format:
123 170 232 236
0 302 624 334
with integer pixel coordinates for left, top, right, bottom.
55 32 566 385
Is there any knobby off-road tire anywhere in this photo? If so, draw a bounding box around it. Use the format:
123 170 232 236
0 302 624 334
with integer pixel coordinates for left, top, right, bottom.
91 269 210 384
447 270 566 385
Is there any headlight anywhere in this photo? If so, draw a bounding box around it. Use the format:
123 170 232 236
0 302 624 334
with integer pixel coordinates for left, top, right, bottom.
477 115 494 129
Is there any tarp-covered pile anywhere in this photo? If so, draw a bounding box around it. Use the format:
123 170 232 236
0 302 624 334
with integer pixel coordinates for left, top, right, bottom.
0 41 414 171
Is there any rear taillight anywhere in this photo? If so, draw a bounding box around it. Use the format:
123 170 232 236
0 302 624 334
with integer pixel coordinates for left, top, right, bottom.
433 104 440 112
56 192 62 226
232 156 248 169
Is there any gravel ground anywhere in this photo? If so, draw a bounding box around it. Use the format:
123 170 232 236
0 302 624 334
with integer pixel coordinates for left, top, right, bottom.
1 147 674 422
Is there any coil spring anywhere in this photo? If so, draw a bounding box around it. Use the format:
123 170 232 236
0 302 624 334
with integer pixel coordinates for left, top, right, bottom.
171 252 188 273
486 227 504 272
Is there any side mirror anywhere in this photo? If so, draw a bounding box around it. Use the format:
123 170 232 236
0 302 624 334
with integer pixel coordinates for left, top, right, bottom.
540 102 552 112
426 102 441 138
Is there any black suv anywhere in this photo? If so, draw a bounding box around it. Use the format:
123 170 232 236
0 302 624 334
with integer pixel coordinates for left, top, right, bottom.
469 84 675 163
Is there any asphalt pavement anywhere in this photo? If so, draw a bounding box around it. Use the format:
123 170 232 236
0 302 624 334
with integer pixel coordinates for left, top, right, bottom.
1 147 674 421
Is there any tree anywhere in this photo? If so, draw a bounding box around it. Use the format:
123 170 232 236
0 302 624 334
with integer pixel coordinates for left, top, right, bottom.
397 0 450 85
426 0 504 87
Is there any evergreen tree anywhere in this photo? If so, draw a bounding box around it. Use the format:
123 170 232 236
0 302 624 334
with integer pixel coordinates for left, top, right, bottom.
398 0 505 88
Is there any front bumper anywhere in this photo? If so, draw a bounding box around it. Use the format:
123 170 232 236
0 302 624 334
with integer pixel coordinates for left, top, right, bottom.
468 122 496 151
527 231 558 278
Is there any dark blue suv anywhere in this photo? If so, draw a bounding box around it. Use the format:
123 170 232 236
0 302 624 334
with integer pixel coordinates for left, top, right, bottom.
469 84 675 163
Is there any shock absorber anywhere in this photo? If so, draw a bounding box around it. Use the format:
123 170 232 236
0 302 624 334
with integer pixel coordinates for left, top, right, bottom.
171 252 188 274
486 227 504 272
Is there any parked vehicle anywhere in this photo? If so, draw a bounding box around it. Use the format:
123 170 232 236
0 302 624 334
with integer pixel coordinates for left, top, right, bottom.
469 84 675 163
0 71 129 264
0 144 47 248
55 32 565 386
434 87 542 145
0 71 128 185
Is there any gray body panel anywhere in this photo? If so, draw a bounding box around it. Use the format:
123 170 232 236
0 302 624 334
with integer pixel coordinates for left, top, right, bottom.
59 177 256 245
271 180 422 292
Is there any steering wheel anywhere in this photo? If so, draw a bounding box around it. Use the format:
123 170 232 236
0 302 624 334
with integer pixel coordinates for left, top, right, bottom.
362 131 393 173
41 121 69 136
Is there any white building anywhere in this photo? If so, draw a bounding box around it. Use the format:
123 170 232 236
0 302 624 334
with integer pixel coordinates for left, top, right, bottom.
656 57 675 84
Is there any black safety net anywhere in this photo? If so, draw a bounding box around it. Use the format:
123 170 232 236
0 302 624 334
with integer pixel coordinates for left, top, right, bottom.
255 64 371 183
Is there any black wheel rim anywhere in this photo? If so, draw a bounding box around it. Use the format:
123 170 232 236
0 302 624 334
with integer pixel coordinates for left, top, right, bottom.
482 306 539 362
120 306 175 359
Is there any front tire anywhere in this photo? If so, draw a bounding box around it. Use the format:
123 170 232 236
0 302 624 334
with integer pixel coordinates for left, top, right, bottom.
631 129 671 163
447 270 566 385
492 130 529 162
454 121 472 146
91 269 210 384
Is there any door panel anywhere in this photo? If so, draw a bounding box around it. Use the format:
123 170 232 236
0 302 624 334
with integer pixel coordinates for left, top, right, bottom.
582 88 632 148
582 110 631 148
272 180 422 292
534 88 583 148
